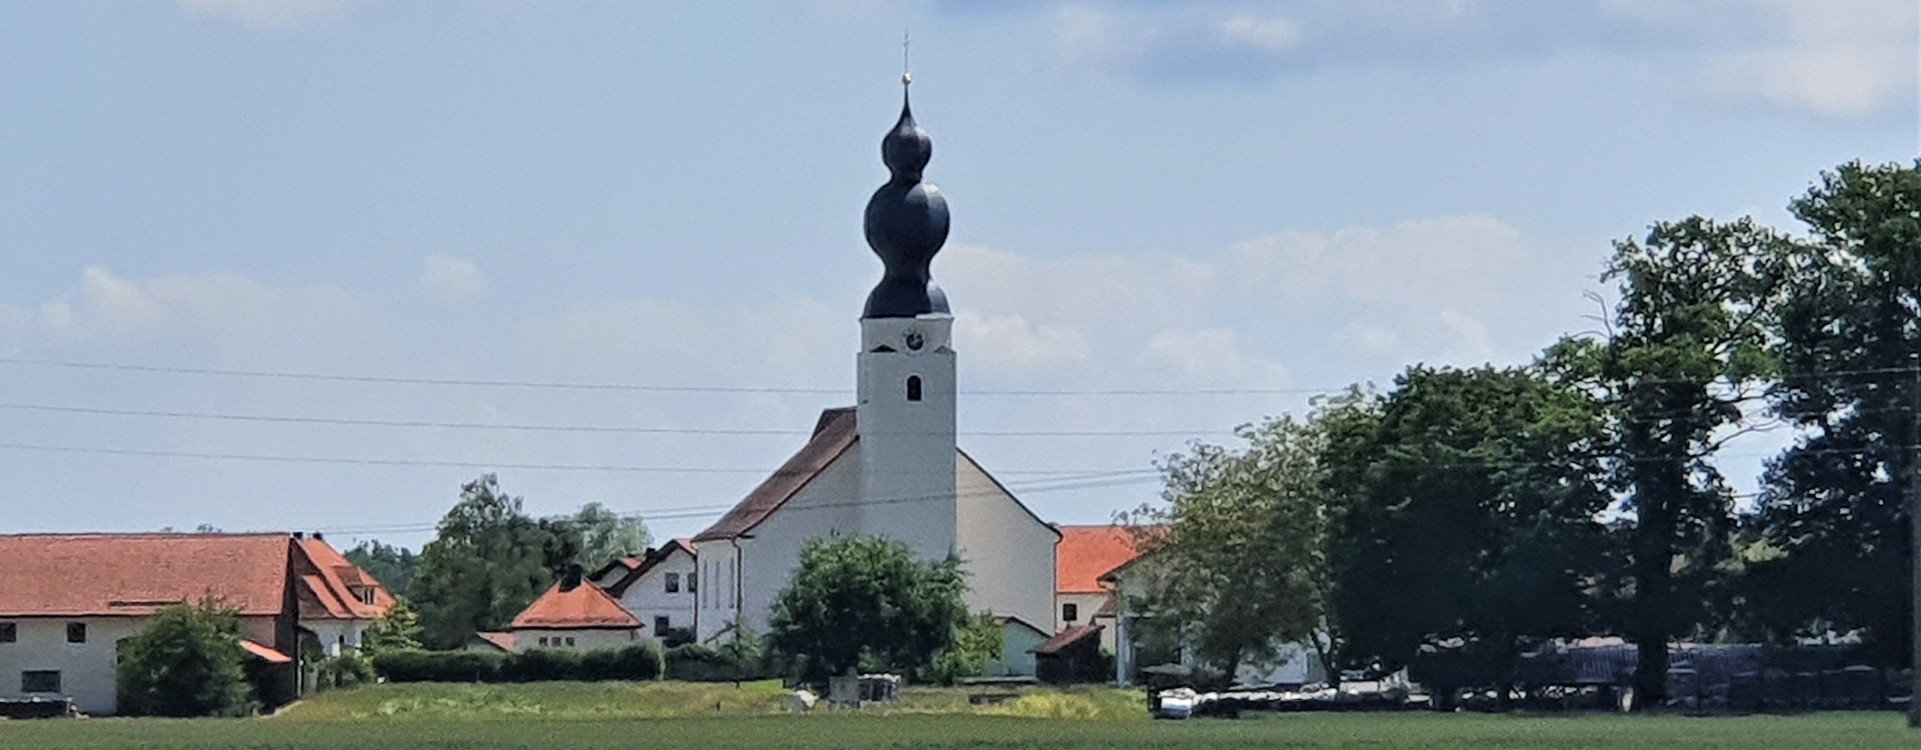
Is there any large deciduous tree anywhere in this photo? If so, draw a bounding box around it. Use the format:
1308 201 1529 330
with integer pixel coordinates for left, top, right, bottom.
343 540 419 598
547 501 653 570
767 535 969 685
1128 402 1355 685
1754 160 1921 666
1545 217 1792 707
411 474 582 648
1329 365 1610 700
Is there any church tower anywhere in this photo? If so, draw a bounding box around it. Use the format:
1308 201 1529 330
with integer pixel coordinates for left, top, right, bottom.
855 75 958 560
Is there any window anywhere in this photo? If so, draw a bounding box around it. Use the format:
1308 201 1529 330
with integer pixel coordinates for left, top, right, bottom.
66 623 86 644
655 616 670 634
665 572 680 593
687 572 697 594
21 671 60 694
358 588 377 606
906 375 922 402
539 637 550 647
564 637 575 647
0 623 14 643
1062 603 1079 623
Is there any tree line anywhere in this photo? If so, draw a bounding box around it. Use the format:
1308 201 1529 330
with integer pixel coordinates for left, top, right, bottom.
1128 160 1921 707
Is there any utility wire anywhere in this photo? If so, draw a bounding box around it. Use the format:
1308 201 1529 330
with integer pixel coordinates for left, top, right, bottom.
0 402 1226 438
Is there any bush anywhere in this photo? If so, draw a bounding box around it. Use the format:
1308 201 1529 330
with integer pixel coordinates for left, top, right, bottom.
115 602 256 717
373 642 662 684
372 649 505 683
667 642 767 682
315 651 378 691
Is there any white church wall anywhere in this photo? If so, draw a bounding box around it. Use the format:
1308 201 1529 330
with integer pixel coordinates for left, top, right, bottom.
724 445 864 638
955 453 1059 636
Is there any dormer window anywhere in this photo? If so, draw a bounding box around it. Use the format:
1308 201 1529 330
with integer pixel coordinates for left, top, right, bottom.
356 588 377 606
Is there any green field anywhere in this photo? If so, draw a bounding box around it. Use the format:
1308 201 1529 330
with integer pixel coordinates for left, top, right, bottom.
1 682 1916 749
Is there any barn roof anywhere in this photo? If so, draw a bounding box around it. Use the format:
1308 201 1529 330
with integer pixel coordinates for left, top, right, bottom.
0 533 295 617
1055 526 1149 594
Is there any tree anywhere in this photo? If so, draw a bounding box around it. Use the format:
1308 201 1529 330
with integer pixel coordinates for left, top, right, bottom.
1128 403 1352 685
411 475 582 648
1329 366 1611 700
547 502 652 570
767 535 968 685
927 612 1005 685
1545 217 1792 707
115 602 255 717
363 596 425 654
344 541 419 598
1754 160 1921 667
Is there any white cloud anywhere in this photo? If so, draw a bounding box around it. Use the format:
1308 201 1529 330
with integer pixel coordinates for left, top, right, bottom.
176 0 350 29
955 312 1092 375
1219 14 1303 53
420 254 487 304
1602 0 1918 116
1139 327 1289 385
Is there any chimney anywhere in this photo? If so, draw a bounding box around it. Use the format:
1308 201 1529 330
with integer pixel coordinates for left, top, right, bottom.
560 564 585 591
313 532 325 542
293 532 305 540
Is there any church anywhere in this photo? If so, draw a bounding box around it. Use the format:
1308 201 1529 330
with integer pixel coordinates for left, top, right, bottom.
686 79 1061 645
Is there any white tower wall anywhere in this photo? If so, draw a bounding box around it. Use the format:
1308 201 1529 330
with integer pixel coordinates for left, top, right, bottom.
856 314 958 561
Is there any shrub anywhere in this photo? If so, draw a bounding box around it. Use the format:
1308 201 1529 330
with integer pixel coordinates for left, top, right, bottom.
315 651 378 691
373 642 661 684
372 649 504 683
667 642 766 682
115 602 255 717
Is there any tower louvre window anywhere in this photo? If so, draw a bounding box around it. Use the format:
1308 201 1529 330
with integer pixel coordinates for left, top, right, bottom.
907 375 922 402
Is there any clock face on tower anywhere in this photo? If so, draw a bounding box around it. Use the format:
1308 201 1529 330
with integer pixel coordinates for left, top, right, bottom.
904 330 925 352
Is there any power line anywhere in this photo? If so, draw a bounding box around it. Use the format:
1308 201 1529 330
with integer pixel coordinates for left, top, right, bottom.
0 357 1332 396
0 441 1162 478
0 402 1227 438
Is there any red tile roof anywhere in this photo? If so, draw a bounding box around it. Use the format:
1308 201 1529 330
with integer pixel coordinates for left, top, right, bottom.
511 582 642 630
241 640 293 664
1056 526 1150 594
294 537 393 621
0 533 295 617
694 408 857 541
471 632 517 652
1034 625 1101 655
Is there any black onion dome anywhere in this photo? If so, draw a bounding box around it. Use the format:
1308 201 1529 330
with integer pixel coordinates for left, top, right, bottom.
863 85 950 319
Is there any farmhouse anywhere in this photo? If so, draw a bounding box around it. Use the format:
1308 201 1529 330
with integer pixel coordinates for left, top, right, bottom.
596 538 698 641
0 532 391 715
1054 525 1149 653
501 572 643 651
683 83 1061 652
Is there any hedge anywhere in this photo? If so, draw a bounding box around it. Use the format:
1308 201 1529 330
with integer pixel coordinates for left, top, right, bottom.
373 641 663 684
665 644 768 682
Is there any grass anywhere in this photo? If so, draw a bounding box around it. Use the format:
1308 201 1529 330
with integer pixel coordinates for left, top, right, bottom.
1 682 1917 749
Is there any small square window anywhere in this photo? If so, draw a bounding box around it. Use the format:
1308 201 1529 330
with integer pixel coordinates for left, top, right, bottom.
538 637 549 647
655 616 670 634
665 572 680 593
0 623 15 643
67 623 86 644
21 670 60 693
564 637 575 647
1062 603 1079 623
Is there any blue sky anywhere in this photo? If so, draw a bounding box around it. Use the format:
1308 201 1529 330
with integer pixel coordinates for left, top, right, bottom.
0 0 1914 549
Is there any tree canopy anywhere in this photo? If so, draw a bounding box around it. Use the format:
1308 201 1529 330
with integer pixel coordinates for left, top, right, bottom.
411 474 581 648
767 535 971 685
115 602 255 717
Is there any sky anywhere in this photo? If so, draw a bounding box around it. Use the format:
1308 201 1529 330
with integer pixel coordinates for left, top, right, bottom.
0 0 1915 551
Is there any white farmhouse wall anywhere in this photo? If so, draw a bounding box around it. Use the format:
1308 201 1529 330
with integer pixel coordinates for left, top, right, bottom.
516 628 638 651
304 620 370 656
724 445 863 638
0 616 280 716
615 548 698 639
1055 592 1118 651
955 454 1058 635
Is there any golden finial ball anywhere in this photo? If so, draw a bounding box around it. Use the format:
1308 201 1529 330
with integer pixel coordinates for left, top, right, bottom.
902 72 913 86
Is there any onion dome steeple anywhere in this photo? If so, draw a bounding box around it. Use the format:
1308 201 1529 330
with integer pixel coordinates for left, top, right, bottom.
862 74 951 319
